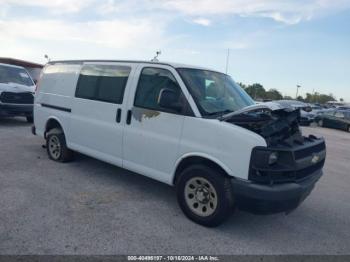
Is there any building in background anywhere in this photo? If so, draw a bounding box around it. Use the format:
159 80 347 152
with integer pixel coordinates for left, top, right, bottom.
0 57 43 83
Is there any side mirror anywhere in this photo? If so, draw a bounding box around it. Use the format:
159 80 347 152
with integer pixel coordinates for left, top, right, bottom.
33 79 38 85
158 88 182 112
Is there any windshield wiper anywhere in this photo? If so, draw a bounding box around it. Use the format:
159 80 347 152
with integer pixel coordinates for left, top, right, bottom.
206 109 233 118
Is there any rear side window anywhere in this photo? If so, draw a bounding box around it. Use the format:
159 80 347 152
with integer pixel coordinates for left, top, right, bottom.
75 65 131 104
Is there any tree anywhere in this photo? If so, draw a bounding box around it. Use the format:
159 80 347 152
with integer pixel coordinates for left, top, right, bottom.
265 89 283 100
296 96 304 101
237 81 337 104
304 92 335 104
244 83 266 100
237 82 247 89
340 98 344 102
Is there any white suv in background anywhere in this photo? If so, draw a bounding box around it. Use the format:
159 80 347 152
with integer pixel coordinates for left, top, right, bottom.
0 63 36 122
33 60 326 227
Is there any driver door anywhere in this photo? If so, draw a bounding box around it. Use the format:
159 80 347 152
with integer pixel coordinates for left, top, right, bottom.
122 65 193 184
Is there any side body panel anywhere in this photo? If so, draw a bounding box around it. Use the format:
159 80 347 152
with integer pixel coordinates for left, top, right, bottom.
177 118 267 180
34 64 81 139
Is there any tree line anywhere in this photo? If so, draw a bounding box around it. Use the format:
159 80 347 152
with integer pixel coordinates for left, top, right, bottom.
237 82 341 104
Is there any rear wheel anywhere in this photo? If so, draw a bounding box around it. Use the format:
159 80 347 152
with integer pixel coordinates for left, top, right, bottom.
176 165 234 227
46 128 74 162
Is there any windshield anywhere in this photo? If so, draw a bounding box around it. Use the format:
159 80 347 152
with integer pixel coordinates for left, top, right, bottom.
178 68 254 117
0 65 34 86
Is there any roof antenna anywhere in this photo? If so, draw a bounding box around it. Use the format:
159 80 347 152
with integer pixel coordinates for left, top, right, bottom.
44 54 51 63
151 50 161 62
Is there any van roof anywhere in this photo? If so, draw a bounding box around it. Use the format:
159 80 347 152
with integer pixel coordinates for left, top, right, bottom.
0 62 25 70
48 60 222 73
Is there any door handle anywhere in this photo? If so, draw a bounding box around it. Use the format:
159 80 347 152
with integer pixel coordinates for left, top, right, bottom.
126 110 132 125
116 108 122 123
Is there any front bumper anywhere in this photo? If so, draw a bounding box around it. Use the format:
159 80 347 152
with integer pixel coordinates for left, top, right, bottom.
0 103 33 117
232 169 323 214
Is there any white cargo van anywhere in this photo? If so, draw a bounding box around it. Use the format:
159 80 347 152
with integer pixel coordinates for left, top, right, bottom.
33 60 326 227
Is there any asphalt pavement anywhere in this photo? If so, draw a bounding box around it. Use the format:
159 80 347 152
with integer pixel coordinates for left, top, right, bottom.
1 117 350 255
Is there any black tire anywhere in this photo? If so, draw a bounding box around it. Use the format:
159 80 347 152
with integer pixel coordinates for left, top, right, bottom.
176 164 234 227
26 116 33 123
46 128 74 162
347 125 350 133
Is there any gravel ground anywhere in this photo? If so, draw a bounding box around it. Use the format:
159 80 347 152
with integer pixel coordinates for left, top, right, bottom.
0 117 350 255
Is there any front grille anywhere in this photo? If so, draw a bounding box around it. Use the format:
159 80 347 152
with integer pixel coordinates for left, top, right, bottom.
295 159 325 181
0 92 34 104
294 141 326 160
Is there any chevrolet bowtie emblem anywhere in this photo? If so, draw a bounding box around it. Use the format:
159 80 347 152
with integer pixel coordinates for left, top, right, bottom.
311 154 320 164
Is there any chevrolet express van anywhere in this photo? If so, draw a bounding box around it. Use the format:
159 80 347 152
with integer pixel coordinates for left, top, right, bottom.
33 60 326 227
0 63 35 122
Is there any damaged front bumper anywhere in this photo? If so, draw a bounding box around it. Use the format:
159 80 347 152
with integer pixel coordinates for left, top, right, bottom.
232 169 322 214
233 136 326 214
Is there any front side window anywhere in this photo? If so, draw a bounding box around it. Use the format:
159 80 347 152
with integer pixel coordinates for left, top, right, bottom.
177 68 254 117
325 111 335 116
0 65 34 86
134 67 189 114
76 65 131 104
335 112 345 118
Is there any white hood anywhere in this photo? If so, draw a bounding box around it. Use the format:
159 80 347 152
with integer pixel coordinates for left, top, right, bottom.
0 82 35 94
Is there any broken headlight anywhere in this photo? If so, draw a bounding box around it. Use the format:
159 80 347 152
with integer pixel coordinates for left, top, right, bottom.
268 152 279 165
249 147 295 183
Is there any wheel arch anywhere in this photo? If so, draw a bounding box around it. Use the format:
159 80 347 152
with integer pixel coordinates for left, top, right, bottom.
172 153 233 185
44 117 65 138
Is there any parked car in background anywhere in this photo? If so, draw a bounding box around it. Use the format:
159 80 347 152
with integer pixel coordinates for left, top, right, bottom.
0 63 35 122
337 106 350 110
315 110 350 132
33 60 326 227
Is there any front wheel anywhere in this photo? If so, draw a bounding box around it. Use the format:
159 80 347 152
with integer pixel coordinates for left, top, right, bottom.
176 165 234 227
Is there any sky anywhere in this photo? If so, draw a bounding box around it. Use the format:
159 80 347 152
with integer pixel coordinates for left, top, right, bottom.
0 0 350 101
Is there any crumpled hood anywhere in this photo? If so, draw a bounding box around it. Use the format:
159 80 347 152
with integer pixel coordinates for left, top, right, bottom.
222 102 303 146
0 82 35 94
220 102 294 121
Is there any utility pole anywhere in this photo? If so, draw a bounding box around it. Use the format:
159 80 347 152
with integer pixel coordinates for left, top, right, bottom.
225 48 230 74
296 85 301 99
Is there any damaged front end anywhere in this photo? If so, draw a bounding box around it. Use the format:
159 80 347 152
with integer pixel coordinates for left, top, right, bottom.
221 103 326 185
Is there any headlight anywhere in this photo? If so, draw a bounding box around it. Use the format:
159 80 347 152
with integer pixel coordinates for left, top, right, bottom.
268 152 279 165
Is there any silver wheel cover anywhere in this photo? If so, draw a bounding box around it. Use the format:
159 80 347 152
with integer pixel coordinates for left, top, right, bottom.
48 135 61 160
184 177 218 217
